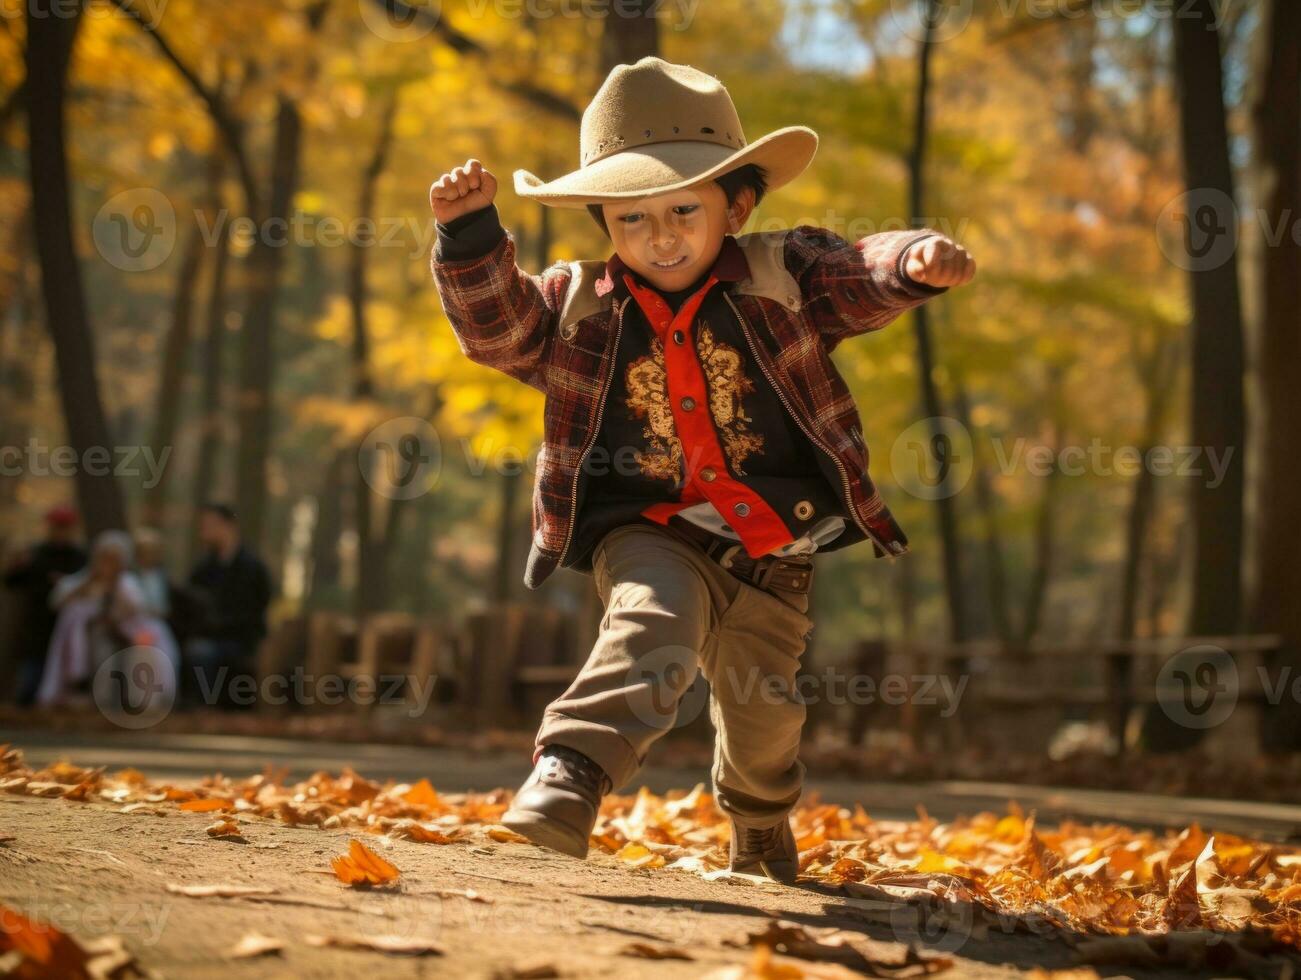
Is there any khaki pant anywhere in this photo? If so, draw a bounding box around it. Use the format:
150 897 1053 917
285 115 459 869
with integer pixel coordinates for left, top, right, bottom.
536 521 814 824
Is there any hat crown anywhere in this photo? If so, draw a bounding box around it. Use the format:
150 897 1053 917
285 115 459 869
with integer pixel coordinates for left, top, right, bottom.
580 57 747 169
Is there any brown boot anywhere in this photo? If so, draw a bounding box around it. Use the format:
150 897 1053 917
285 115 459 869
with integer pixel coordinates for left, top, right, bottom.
729 816 799 884
501 746 612 858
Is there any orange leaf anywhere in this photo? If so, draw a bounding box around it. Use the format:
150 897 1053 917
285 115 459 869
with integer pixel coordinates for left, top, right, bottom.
206 819 242 838
179 798 232 813
403 779 441 809
330 839 400 887
0 904 91 977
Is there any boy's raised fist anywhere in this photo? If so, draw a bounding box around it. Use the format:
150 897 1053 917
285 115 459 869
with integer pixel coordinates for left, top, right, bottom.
903 235 976 289
430 159 497 225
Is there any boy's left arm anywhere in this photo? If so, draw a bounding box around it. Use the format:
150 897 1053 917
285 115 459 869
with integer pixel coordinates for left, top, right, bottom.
785 225 975 353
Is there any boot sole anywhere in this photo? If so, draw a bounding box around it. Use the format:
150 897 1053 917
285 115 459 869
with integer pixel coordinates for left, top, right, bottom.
501 808 590 858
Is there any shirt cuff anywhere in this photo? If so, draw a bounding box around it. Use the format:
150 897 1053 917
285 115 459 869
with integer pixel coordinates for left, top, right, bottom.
435 202 506 262
898 233 949 296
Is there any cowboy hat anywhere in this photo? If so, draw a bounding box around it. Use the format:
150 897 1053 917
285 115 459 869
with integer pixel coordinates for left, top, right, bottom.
513 57 818 209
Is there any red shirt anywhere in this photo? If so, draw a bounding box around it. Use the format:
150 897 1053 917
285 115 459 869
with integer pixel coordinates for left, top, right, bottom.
610 240 801 558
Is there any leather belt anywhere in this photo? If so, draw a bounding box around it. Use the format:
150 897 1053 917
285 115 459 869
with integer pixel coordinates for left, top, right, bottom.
666 515 814 595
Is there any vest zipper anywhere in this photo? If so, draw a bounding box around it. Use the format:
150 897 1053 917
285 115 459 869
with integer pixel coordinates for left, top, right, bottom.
722 291 893 557
557 296 632 567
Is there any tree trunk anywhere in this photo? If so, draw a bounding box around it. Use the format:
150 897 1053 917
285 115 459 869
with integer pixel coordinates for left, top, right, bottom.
236 96 301 550
951 373 1013 646
909 0 967 644
1250 0 1301 750
25 0 127 537
1172 0 1246 639
1020 411 1063 645
352 92 400 616
146 151 224 530
599 0 658 74
189 187 232 567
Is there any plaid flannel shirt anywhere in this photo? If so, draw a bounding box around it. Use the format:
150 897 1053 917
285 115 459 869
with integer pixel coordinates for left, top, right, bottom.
431 204 948 590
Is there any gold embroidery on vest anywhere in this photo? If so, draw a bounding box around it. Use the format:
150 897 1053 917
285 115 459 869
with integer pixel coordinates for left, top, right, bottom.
622 323 765 483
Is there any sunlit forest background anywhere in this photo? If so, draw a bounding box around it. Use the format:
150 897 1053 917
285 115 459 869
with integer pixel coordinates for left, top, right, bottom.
0 0 1297 752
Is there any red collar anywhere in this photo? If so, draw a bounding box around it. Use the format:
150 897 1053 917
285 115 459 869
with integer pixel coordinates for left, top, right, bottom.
594 235 750 299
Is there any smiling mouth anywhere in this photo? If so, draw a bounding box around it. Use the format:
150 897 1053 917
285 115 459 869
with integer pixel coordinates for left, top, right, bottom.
651 255 687 269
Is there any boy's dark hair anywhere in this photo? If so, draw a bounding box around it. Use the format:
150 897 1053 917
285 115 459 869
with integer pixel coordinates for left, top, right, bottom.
586 163 769 239
199 502 239 525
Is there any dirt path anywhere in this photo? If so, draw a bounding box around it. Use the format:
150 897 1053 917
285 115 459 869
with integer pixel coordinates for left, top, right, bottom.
0 790 1111 979
11 784 1295 980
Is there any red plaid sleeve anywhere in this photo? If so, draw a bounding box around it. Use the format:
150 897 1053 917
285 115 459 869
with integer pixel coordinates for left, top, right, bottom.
784 225 949 354
430 227 571 393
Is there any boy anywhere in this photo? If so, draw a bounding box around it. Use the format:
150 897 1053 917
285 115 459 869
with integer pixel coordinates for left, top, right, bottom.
429 57 974 883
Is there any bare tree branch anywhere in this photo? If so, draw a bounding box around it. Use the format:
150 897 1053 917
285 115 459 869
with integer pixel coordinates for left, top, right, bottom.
366 0 581 121
104 0 262 215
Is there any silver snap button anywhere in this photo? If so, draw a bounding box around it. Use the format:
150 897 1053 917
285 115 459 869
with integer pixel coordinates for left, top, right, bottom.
680 396 696 411
673 330 686 344
733 502 750 517
699 467 717 482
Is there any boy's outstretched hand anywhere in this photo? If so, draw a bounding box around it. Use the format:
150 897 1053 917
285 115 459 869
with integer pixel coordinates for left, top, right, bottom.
903 235 976 289
430 158 497 225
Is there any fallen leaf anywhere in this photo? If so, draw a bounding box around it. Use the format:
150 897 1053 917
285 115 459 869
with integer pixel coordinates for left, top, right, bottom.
389 820 459 844
165 883 279 898
330 839 400 887
206 819 243 839
0 904 92 977
229 933 284 958
304 933 444 955
621 941 694 960
179 798 232 813
403 778 441 809
487 826 530 844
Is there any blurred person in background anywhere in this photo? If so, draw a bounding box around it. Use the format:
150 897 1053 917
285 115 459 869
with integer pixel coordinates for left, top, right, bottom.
2 506 87 706
132 527 172 620
36 530 180 706
182 503 273 710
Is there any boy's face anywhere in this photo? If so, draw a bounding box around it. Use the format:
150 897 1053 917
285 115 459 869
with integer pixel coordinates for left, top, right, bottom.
602 182 755 292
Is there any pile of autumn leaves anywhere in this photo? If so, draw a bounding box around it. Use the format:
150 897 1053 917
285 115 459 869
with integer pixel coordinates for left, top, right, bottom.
3 742 1301 975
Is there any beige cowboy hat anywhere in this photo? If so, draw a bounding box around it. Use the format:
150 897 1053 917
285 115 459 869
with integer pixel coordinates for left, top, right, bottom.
513 57 818 209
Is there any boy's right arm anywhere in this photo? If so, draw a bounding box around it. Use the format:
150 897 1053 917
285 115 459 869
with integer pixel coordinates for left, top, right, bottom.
430 160 569 393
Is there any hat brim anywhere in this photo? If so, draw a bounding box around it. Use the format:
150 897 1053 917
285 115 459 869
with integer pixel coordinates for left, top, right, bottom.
513 126 817 209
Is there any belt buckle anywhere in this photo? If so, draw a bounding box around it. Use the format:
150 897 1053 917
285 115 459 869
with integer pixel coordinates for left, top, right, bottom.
753 557 779 590
716 543 743 570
